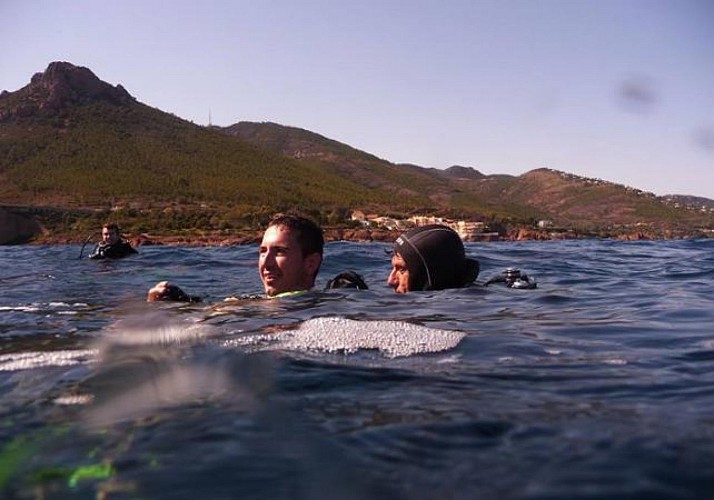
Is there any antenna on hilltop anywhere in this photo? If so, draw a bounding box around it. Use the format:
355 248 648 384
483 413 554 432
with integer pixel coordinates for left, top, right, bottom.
208 108 212 127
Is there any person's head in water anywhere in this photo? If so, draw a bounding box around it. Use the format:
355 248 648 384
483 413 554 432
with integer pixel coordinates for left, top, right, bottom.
101 223 121 246
259 214 324 297
388 224 479 293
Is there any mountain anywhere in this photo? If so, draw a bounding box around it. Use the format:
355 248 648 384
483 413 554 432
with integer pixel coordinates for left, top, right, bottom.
0 61 134 120
221 121 459 207
221 121 714 231
0 62 403 226
1 61 713 242
439 165 487 180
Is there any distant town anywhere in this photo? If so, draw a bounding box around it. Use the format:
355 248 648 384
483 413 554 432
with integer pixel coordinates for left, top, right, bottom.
554 170 714 215
351 211 500 241
350 207 714 242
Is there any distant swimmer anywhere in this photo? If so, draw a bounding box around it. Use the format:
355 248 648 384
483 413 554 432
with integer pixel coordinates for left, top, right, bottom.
147 214 326 302
483 267 537 289
388 224 479 293
88 223 138 260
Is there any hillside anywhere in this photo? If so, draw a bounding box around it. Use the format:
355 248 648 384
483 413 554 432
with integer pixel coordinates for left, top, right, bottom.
1 61 713 243
223 122 509 215
221 121 459 208
0 62 408 238
222 121 714 232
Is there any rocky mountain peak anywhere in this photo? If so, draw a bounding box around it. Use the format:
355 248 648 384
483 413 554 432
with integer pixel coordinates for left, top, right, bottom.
442 165 485 180
0 61 134 121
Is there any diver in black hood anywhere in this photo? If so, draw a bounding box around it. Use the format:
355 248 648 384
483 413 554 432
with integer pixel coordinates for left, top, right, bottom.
388 224 480 293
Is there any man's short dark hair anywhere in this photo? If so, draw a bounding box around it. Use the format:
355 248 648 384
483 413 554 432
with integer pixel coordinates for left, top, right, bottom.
103 223 119 232
267 214 324 258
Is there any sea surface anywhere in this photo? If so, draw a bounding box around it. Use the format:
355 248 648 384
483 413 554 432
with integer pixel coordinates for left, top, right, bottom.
1 239 713 499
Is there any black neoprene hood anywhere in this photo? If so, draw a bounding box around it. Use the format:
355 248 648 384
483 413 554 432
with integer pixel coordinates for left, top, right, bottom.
393 224 479 291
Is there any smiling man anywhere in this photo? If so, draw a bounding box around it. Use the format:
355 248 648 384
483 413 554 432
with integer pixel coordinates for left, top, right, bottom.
258 214 323 297
147 214 323 301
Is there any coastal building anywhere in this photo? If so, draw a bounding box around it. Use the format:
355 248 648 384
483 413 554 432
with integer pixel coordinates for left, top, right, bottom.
350 210 367 224
409 215 446 226
356 211 498 240
371 217 405 231
453 220 487 240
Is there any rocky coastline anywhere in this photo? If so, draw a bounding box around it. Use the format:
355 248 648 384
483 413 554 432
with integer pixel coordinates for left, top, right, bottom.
21 225 709 247
27 228 400 247
3 207 710 247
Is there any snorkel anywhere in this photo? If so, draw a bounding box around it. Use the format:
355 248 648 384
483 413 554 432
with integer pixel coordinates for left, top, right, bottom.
78 232 98 259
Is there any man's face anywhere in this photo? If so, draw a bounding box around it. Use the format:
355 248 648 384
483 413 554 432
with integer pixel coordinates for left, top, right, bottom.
387 253 410 293
102 227 120 245
258 225 320 297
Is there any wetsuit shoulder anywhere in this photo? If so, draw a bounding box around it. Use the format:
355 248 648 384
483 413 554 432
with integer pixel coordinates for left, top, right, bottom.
325 271 369 290
89 241 137 259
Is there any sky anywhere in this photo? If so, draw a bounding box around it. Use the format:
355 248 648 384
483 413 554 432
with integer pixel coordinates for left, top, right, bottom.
2 0 713 199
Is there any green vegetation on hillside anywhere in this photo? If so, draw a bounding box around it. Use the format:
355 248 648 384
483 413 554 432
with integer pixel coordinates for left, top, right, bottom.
2 103 371 206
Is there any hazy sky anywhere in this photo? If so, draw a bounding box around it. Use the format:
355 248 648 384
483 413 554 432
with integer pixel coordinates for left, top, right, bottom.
2 0 713 198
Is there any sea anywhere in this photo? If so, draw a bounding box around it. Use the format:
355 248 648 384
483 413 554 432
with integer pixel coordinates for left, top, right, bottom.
1 239 713 499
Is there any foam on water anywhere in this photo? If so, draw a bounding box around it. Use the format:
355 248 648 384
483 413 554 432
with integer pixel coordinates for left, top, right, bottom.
0 302 89 313
0 305 41 312
231 316 466 358
53 394 95 405
0 349 97 371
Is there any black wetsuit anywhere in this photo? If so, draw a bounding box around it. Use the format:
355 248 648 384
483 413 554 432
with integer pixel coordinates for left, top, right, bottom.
483 268 537 289
325 271 369 290
394 224 479 291
88 241 137 260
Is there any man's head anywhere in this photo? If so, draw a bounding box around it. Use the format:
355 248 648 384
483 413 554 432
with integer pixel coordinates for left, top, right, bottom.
388 224 479 293
258 214 324 297
101 223 121 245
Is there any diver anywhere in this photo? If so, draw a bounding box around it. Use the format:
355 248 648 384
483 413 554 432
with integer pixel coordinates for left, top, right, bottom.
387 224 537 293
387 224 480 293
148 214 341 302
148 214 368 303
88 223 138 260
483 267 537 289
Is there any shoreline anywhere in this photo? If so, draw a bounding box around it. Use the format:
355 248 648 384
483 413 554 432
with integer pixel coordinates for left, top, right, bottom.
30 228 400 246
25 226 710 246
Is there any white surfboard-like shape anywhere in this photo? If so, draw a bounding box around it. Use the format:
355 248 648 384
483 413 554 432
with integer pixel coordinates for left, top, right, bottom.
234 316 466 358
